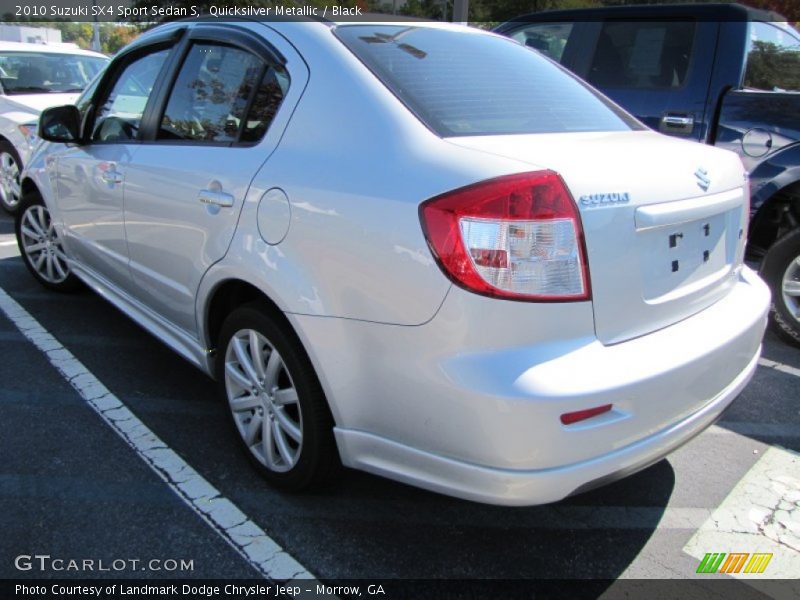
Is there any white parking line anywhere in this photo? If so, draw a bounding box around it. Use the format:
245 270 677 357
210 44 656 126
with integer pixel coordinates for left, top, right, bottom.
0 285 316 582
758 357 800 379
0 240 17 247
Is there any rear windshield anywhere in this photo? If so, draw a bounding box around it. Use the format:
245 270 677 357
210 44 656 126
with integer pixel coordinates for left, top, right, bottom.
334 25 641 137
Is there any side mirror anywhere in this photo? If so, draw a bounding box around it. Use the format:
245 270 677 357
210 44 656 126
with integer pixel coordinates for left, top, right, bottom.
38 105 81 143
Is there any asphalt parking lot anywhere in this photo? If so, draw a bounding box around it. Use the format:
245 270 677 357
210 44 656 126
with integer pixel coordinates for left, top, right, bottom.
1 209 798 598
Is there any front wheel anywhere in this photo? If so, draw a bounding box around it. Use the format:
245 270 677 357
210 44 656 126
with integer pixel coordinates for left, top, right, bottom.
0 141 22 214
15 192 81 292
217 303 340 491
760 228 800 347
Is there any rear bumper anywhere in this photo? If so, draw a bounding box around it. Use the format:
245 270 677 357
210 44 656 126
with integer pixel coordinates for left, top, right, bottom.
334 348 758 506
294 266 769 505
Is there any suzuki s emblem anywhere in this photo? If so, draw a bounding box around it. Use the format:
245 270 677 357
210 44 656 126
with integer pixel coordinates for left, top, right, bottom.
695 168 711 191
579 192 631 207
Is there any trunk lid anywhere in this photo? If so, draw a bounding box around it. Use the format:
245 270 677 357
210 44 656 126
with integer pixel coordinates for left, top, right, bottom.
447 130 748 344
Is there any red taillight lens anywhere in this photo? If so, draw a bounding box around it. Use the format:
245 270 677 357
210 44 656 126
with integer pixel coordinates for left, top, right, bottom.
419 171 591 301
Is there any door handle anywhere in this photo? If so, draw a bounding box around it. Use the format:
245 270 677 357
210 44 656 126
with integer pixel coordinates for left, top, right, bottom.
100 166 123 184
660 114 695 134
198 189 235 208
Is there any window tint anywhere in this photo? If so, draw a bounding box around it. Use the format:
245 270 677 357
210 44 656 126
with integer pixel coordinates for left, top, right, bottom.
92 48 169 143
335 25 639 137
509 23 574 62
587 21 695 89
744 22 800 92
158 43 265 143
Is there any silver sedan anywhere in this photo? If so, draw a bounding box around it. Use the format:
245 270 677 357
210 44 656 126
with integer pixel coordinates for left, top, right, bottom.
17 19 769 505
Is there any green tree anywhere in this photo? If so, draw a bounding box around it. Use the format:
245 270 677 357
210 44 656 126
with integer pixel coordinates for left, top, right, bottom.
101 24 144 55
398 0 448 20
739 0 798 24
57 22 95 49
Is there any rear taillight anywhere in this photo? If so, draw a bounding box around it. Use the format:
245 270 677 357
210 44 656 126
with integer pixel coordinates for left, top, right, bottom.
419 171 591 301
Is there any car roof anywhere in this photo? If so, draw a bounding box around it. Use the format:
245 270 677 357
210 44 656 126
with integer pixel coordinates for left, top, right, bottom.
498 2 788 26
130 17 490 54
0 40 107 58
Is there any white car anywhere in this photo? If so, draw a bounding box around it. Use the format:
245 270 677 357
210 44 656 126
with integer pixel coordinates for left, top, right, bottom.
19 21 769 505
0 41 107 213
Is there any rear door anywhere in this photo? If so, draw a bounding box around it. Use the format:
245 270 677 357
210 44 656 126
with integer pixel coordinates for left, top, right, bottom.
122 24 305 336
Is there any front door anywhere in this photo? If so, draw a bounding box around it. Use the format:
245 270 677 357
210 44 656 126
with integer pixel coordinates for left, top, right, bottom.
56 46 172 287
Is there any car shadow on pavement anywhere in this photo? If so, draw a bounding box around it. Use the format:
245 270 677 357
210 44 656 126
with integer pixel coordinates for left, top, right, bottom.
277 459 676 584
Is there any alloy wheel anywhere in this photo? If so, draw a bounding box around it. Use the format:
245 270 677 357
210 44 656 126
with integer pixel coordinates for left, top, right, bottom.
19 204 70 284
224 329 303 472
0 151 21 210
782 255 800 324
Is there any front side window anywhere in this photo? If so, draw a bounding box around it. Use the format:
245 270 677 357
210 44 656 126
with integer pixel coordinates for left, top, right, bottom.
92 48 170 143
0 51 107 95
335 25 639 137
744 22 800 92
74 71 102 127
587 21 696 89
509 23 574 62
158 43 276 144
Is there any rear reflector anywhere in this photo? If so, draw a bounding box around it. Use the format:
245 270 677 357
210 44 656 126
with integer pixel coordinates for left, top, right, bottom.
560 404 613 425
419 171 590 301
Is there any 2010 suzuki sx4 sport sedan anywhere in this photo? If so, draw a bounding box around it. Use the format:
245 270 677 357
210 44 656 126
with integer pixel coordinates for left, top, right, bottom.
17 20 770 505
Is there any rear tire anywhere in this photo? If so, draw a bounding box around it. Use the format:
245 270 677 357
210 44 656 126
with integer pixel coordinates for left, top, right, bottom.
15 192 81 292
0 141 22 214
216 302 340 491
760 228 800 347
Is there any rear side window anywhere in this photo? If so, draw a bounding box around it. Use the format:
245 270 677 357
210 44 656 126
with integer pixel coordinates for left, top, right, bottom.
587 21 696 89
335 25 639 137
744 22 800 92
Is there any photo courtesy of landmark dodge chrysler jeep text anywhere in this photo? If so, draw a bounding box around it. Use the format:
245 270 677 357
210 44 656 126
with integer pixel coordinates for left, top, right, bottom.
16 19 769 505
